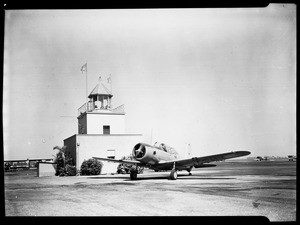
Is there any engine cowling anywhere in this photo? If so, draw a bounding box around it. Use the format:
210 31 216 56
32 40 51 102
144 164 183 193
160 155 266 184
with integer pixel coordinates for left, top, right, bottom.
132 143 146 159
132 143 160 165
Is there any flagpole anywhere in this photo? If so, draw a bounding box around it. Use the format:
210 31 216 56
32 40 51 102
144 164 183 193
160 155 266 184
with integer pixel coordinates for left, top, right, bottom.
110 74 112 94
86 61 88 113
110 74 112 109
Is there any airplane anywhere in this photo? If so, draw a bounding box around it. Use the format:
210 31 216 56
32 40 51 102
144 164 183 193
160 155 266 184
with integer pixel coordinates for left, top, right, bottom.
255 156 268 161
93 142 251 180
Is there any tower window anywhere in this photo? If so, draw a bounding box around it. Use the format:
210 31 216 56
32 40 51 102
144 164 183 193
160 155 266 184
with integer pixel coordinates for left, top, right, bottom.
103 125 110 134
107 149 115 159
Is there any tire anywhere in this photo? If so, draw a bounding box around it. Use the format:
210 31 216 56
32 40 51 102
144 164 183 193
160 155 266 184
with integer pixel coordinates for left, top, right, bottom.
170 170 177 180
130 171 138 180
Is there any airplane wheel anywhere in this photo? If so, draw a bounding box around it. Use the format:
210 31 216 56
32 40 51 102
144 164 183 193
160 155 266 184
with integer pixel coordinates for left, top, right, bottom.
170 170 177 180
130 171 138 180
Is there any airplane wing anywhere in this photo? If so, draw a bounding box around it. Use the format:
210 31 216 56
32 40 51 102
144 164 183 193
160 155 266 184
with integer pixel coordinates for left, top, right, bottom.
92 157 142 165
155 151 251 170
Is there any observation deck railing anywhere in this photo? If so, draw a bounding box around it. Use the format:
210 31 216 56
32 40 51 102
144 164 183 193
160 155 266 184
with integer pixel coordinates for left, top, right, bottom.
78 102 125 115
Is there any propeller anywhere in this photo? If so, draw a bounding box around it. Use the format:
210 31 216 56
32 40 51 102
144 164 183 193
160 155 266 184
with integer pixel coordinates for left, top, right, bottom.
133 144 146 158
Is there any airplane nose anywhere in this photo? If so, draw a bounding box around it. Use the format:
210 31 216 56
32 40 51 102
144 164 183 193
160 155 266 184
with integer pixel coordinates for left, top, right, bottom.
133 143 146 159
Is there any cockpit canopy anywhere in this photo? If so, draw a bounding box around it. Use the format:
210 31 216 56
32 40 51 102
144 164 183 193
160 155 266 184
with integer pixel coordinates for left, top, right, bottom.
153 142 179 155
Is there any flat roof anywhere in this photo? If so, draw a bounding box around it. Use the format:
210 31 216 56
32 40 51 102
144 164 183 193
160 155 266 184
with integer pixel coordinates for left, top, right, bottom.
64 133 143 141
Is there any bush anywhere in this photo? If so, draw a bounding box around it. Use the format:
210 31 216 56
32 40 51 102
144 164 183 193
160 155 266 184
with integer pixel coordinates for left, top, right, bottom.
80 158 103 175
117 155 144 174
54 152 65 175
53 146 76 176
65 164 77 176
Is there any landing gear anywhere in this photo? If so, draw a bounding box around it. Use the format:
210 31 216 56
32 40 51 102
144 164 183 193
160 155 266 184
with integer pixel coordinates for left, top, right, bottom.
130 170 138 180
170 162 178 180
170 170 178 180
130 165 139 180
186 167 193 176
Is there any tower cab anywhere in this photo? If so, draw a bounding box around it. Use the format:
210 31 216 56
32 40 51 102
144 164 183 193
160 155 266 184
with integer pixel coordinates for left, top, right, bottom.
77 80 125 135
87 82 113 112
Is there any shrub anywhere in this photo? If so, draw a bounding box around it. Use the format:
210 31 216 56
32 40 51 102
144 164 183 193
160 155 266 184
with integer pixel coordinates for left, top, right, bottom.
117 155 144 174
53 146 76 176
54 151 65 175
4 162 11 172
80 158 103 175
56 167 66 176
65 164 77 176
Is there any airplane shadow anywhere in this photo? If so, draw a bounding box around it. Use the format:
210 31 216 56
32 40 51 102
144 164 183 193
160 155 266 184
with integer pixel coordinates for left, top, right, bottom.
87 176 129 180
134 174 236 181
86 175 168 181
178 177 236 180
86 174 236 181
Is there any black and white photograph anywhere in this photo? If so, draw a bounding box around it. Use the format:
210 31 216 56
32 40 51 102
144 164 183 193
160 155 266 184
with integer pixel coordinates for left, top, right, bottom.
3 5 296 221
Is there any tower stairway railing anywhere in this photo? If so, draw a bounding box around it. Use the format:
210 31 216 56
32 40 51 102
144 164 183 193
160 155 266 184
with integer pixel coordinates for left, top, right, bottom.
78 103 87 115
78 102 96 115
112 104 125 114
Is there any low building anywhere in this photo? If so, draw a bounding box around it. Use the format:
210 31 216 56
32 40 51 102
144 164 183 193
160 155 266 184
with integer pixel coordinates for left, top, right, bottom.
288 155 296 161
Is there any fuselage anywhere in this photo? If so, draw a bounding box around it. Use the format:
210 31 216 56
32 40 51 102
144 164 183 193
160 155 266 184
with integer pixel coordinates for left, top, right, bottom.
132 142 179 166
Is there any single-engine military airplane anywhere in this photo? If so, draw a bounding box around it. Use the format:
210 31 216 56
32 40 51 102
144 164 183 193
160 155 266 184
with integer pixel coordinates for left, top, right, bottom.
93 142 251 180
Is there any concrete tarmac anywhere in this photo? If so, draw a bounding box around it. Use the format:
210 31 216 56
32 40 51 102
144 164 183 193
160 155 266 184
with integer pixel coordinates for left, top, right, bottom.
4 161 296 221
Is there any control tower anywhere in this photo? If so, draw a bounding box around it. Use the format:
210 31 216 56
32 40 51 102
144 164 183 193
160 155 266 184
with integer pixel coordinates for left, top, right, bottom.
64 79 142 174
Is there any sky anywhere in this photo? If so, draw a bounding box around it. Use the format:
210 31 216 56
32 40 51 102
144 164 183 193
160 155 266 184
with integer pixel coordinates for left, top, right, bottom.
3 5 296 160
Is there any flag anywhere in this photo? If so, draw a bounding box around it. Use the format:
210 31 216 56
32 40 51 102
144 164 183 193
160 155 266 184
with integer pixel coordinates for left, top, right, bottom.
80 63 87 73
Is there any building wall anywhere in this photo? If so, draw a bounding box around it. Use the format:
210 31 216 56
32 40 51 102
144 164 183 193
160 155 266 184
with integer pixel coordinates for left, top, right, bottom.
64 134 143 174
86 113 125 134
64 135 77 166
78 115 87 134
38 162 56 177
